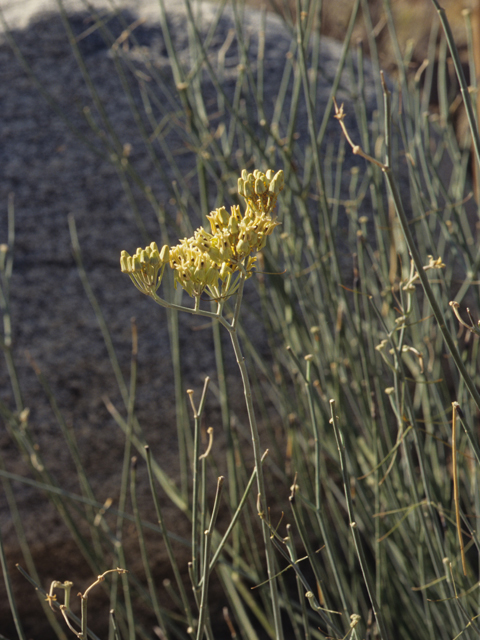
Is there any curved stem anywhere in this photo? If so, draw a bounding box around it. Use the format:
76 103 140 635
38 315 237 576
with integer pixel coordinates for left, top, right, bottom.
151 291 230 330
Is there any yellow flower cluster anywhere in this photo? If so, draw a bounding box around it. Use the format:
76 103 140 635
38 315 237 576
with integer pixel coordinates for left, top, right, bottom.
237 168 284 216
120 169 284 300
120 242 170 296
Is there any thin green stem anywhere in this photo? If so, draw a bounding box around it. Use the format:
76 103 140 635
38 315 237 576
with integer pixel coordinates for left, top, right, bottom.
145 446 194 629
329 400 390 640
226 275 284 640
189 378 211 588
0 529 26 640
196 477 224 640
382 161 480 413
151 290 230 330
430 0 480 171
0 195 23 412
130 457 169 637
205 465 257 577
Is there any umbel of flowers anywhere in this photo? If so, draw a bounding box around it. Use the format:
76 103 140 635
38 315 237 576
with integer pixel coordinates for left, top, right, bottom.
120 169 284 300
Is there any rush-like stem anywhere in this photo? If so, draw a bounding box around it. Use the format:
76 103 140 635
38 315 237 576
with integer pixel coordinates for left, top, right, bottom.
226 273 284 640
329 400 390 640
335 78 480 415
148 258 283 638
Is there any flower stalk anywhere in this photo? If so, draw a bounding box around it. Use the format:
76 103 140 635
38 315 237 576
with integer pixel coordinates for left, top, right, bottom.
120 169 285 640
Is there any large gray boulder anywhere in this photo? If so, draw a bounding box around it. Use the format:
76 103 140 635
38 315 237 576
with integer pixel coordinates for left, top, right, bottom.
0 1 383 636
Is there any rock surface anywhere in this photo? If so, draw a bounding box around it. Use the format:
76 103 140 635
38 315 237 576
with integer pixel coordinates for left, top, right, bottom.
0 1 382 636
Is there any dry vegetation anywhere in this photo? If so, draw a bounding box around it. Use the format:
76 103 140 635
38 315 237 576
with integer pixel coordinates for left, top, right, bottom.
249 0 469 68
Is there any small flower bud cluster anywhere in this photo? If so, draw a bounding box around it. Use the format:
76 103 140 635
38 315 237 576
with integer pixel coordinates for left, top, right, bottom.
168 235 223 298
120 242 170 295
238 169 284 217
120 169 284 300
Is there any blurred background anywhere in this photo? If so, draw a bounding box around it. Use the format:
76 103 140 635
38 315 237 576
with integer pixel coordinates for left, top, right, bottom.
246 0 477 137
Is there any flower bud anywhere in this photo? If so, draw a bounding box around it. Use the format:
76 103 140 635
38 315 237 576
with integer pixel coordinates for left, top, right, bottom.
195 268 206 282
133 254 142 271
255 178 266 194
219 242 232 260
120 250 130 272
244 181 254 198
219 262 233 279
228 216 239 234
218 207 229 226
208 246 222 263
269 170 284 194
160 244 170 262
150 252 161 267
236 238 250 254
203 267 216 286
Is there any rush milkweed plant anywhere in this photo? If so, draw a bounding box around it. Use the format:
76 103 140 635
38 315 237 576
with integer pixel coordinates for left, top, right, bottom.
3 1 480 639
121 168 287 640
